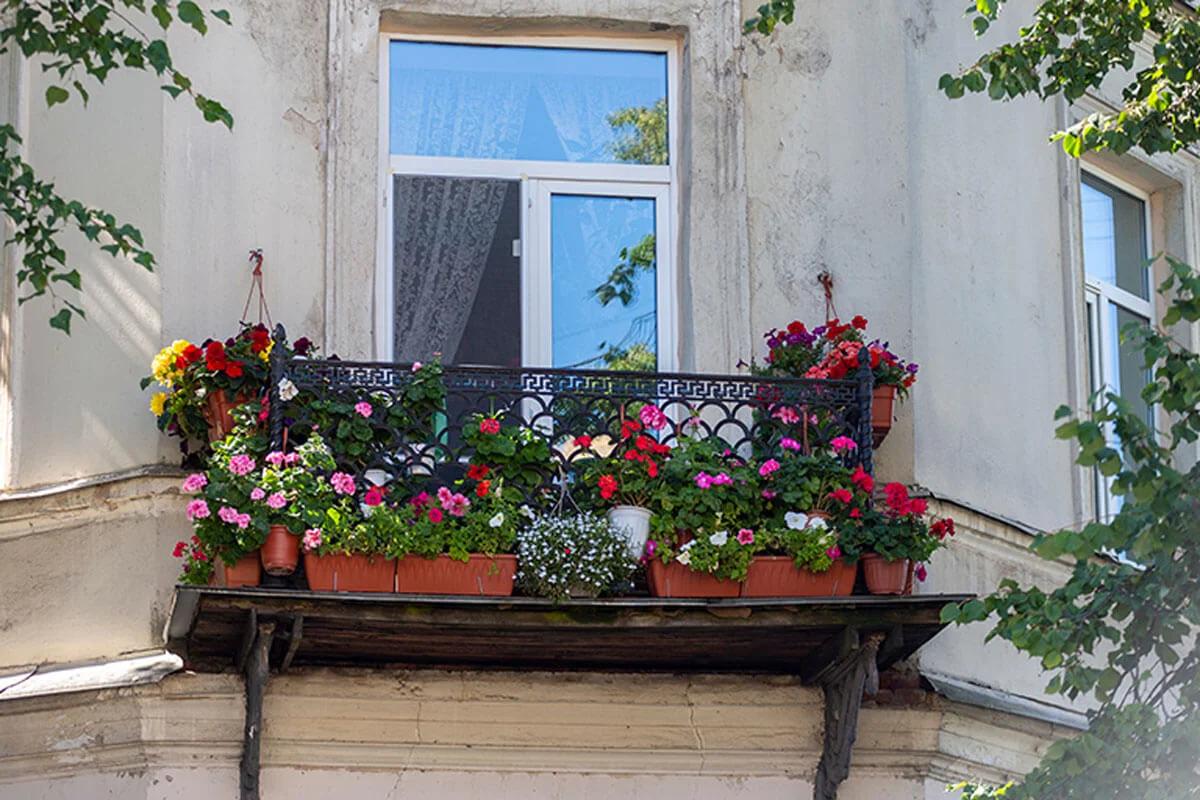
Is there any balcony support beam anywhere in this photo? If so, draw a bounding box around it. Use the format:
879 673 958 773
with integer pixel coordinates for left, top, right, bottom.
240 620 275 800
813 628 885 800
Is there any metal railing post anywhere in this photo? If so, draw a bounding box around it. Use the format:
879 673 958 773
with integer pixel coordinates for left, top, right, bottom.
268 323 287 452
855 345 875 475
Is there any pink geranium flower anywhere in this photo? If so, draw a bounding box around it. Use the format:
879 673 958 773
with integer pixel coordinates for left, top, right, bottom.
266 492 288 510
250 487 266 501
826 546 842 561
228 454 256 476
265 451 286 467
830 436 858 454
217 505 241 524
330 472 356 495
758 459 781 477
354 401 373 418
694 472 714 489
638 404 668 431
773 406 800 424
779 437 801 452
712 472 733 486
236 513 251 529
762 489 777 500
181 473 207 493
737 528 755 545
302 528 322 552
186 499 211 520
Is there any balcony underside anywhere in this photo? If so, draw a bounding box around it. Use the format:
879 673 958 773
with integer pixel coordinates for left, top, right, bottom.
166 586 968 677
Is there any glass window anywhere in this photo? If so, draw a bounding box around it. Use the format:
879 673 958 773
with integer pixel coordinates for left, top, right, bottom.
550 194 658 369
389 41 669 164
1082 173 1149 300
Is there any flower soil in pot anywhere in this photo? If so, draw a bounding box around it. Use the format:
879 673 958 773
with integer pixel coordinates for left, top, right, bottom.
203 389 251 442
646 559 741 598
261 524 300 575
741 557 857 598
861 553 913 595
871 385 896 447
305 552 396 592
212 551 261 588
607 505 652 560
395 554 516 596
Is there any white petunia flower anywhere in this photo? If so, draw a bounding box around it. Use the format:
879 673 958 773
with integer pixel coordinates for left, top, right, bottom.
709 531 729 546
676 549 692 566
806 516 828 530
489 512 505 528
278 377 299 401
785 511 809 531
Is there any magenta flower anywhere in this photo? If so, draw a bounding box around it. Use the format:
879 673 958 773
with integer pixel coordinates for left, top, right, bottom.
638 403 668 431
759 459 781 477
779 437 801 452
694 472 714 489
185 499 211 520
354 401 373 418
265 451 286 467
302 528 322 552
284 452 302 466
644 539 658 559
428 507 444 523
712 472 733 486
181 473 208 493
762 489 777 500
915 563 928 582
266 492 288 510
737 528 755 545
330 472 356 495
826 546 842 561
830 436 858 454
250 487 266 501
772 406 800 425
228 454 256 476
217 505 241 524
235 513 251 529
443 491 471 517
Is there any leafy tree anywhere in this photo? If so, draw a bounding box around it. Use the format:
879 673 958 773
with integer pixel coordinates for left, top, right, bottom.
746 0 1200 157
741 3 1200 798
1 0 232 333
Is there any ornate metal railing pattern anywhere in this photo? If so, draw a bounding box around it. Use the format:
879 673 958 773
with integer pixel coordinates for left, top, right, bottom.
267 325 875 498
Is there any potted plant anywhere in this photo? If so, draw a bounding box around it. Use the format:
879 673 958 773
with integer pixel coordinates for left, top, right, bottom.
645 519 756 598
584 404 672 558
516 511 635 601
838 481 955 594
387 481 520 595
301 498 396 593
752 315 918 445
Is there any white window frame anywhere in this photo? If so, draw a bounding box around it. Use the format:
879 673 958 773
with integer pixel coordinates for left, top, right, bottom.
375 32 680 371
1079 165 1155 522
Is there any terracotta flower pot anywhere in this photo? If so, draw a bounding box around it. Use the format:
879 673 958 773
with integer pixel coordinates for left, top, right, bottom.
218 551 262 587
395 554 516 596
861 553 913 595
741 557 857 598
203 389 252 443
304 552 396 592
871 385 896 447
261 525 300 576
646 559 741 598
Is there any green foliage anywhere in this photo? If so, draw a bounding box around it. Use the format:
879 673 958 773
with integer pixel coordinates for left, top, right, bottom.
942 264 1200 799
516 512 635 601
607 98 668 165
385 484 520 562
600 341 657 372
462 413 554 497
0 0 232 331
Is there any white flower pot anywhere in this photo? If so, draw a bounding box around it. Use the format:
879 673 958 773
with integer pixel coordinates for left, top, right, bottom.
607 505 652 559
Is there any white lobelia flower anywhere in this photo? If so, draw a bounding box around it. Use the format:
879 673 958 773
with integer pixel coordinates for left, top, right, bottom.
806 516 829 530
785 511 809 531
489 512 505 528
676 549 692 566
278 377 299 401
519 505 535 519
709 530 729 546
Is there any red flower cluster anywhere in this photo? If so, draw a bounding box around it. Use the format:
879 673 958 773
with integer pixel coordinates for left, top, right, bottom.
883 482 927 517
623 433 669 478
851 466 874 494
466 464 490 480
172 535 206 561
574 435 593 449
828 488 853 504
475 480 491 498
931 518 956 540
205 341 244 378
174 344 203 371
248 325 271 354
363 485 388 507
479 417 501 435
598 474 618 499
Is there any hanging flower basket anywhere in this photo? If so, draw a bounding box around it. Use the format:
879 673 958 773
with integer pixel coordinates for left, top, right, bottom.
871 385 897 446
262 524 301 575
741 557 857 598
395 554 516 596
203 389 252 443
861 553 913 595
646 559 741 598
304 552 395 592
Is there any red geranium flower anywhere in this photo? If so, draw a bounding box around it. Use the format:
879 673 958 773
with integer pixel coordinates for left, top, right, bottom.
205 341 227 372
851 466 874 494
224 360 244 379
574 435 592 449
786 320 806 335
598 474 618 500
479 418 501 435
475 480 490 498
249 325 271 354
851 315 868 330
829 488 853 504
466 464 490 480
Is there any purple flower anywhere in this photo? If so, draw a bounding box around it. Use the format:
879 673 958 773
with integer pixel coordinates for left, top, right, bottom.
915 563 928 582
906 363 919 374
826 546 842 561
762 489 777 500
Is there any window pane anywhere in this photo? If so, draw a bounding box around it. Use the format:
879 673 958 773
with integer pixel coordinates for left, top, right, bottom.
1111 304 1153 428
550 194 657 369
389 41 668 164
1081 174 1149 299
392 175 521 366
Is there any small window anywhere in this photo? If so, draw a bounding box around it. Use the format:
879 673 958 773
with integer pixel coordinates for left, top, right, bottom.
381 37 676 370
1079 171 1155 520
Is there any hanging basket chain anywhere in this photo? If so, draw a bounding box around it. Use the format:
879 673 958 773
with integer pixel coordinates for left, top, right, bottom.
241 249 272 327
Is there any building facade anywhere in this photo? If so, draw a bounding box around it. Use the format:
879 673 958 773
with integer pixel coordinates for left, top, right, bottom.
1 0 1197 797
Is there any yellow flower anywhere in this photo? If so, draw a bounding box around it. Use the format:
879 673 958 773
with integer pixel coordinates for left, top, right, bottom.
170 339 192 355
150 392 168 416
151 339 194 386
258 339 274 362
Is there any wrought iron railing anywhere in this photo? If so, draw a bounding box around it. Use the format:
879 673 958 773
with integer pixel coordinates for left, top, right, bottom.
266 325 875 499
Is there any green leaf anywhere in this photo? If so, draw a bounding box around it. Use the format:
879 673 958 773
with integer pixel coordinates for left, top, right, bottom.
49 308 72 334
177 1 208 34
45 86 69 107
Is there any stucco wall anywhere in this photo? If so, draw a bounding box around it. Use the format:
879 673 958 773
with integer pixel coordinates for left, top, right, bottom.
0 668 1067 799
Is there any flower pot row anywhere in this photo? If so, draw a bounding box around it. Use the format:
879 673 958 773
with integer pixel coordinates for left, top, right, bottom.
644 553 912 598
